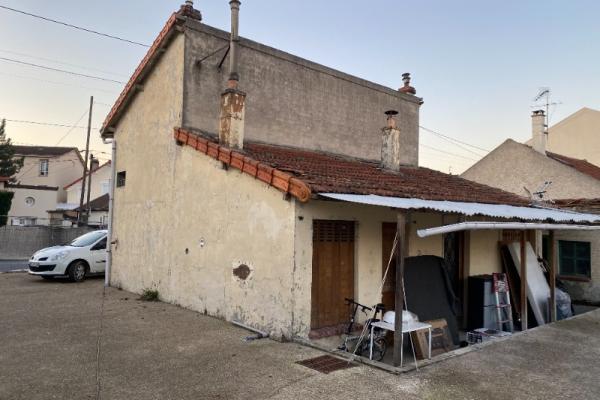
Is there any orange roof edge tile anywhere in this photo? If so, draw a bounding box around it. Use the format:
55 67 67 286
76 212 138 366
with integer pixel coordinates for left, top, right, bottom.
174 128 312 202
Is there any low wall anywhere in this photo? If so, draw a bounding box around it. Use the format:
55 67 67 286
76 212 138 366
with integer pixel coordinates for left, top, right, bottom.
0 226 95 259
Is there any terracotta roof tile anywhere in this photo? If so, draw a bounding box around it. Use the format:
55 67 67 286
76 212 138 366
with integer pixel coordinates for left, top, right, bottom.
547 152 600 181
13 145 78 157
176 128 530 206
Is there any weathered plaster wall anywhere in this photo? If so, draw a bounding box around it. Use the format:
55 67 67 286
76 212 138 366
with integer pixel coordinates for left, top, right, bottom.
462 139 600 199
110 33 185 307
292 200 445 337
554 230 600 303
182 21 421 164
110 33 299 338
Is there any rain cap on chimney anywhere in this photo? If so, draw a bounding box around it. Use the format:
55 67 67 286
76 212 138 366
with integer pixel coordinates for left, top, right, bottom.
399 73 416 95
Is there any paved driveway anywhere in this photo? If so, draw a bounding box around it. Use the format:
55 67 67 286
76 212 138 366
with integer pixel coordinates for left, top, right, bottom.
2 273 600 400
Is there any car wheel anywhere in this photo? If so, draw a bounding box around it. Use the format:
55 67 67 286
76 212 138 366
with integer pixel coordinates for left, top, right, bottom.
68 261 87 283
41 276 54 281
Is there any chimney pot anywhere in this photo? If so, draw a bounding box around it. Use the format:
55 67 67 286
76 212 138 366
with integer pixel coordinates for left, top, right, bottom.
178 1 202 20
399 72 416 95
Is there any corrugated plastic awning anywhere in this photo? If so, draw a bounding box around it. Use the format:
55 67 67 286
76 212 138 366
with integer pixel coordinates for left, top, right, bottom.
320 193 600 223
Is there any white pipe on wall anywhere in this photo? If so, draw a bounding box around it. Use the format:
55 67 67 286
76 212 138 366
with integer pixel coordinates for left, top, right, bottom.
102 137 116 287
417 221 600 238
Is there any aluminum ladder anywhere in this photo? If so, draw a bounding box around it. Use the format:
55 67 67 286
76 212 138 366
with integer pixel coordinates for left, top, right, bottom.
492 273 514 332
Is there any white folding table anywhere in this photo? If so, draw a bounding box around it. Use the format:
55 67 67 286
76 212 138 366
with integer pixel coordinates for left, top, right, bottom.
369 320 432 366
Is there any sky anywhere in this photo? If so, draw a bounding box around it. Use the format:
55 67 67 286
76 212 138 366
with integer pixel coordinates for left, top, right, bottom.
0 0 599 172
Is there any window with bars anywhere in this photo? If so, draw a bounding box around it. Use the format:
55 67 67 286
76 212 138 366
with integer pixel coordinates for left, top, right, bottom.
558 240 591 279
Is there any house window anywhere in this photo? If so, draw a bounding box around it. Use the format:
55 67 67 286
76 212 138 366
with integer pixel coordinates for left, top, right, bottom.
116 171 126 187
558 240 591 279
39 159 49 176
24 196 35 207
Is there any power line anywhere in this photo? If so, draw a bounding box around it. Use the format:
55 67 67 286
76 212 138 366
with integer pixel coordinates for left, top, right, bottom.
0 57 126 84
420 126 490 155
0 71 121 94
0 48 128 78
0 5 150 48
4 119 99 130
55 110 90 146
419 143 479 162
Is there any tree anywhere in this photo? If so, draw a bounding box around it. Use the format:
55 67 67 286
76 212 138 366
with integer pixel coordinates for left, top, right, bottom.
0 119 23 180
0 119 23 226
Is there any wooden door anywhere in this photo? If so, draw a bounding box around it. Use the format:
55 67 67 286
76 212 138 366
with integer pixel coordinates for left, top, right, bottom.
381 222 397 311
311 220 355 329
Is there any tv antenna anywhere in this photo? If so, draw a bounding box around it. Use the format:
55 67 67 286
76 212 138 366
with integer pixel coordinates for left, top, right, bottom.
524 180 554 204
531 87 561 134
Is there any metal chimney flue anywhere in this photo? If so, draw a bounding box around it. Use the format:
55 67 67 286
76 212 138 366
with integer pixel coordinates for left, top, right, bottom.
228 0 241 88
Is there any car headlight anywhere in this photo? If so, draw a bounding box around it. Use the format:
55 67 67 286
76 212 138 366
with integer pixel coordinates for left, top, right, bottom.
49 251 69 261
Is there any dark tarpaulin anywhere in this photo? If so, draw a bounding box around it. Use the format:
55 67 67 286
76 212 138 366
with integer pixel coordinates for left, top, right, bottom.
404 255 460 345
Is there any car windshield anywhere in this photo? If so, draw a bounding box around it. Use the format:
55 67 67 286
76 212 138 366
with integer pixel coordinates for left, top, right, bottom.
69 231 106 247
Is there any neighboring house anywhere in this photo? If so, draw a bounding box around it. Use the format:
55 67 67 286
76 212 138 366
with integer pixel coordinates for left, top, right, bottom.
63 160 111 226
526 107 600 167
463 110 600 302
100 2 599 345
6 146 84 225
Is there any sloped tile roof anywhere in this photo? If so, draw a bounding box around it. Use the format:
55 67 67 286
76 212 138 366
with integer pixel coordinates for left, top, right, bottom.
13 145 78 157
547 152 600 181
76 194 109 212
175 128 530 206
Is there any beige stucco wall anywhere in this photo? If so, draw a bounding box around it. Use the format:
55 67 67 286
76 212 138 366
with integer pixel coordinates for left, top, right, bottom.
462 139 600 199
66 164 111 205
546 108 600 167
14 151 84 202
110 32 298 339
292 200 446 337
468 230 502 275
7 187 58 224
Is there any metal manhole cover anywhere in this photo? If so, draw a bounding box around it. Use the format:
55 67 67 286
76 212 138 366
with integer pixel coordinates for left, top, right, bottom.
296 355 356 374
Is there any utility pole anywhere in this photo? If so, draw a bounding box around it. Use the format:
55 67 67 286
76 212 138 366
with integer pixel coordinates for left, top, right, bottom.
78 96 93 225
86 154 94 222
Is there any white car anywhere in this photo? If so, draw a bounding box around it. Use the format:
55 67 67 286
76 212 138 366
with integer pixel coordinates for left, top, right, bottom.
28 230 108 282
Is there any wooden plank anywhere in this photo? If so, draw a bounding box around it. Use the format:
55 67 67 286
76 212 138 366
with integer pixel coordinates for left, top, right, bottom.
520 231 528 330
393 212 407 367
549 230 557 322
381 222 397 310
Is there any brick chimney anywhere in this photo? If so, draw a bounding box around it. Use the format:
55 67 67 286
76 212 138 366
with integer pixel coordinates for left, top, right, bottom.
531 109 546 154
219 0 246 150
381 110 417 170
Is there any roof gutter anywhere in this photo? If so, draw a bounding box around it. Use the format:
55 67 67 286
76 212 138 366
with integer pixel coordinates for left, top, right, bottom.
417 221 600 238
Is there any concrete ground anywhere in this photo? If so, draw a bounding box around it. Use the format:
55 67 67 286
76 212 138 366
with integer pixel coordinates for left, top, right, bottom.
0 259 28 272
2 273 600 400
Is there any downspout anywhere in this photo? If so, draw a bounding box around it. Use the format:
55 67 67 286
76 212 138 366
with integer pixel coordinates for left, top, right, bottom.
102 137 117 287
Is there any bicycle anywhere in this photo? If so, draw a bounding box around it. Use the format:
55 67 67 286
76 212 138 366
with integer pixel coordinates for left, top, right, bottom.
338 298 387 361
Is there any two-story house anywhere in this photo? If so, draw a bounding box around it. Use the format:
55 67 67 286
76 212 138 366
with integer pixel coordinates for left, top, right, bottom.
6 145 84 225
99 2 600 368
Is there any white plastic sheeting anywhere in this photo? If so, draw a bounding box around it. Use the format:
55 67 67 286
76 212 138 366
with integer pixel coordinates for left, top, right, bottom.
320 193 600 223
